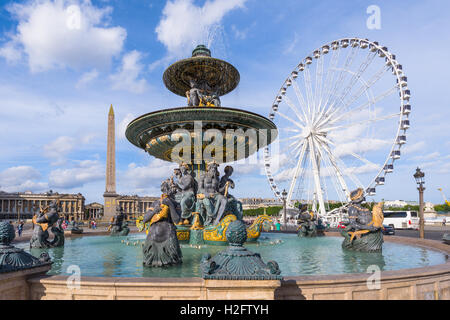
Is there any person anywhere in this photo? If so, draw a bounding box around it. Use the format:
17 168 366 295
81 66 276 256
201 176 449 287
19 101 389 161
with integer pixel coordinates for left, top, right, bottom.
17 221 23 237
443 218 446 227
275 221 281 231
93 220 97 229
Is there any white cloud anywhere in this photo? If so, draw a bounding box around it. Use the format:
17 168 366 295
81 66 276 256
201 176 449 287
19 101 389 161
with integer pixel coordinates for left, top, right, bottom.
49 159 104 189
120 160 177 191
117 113 135 140
402 141 426 155
155 0 246 57
411 151 440 162
0 41 22 64
43 136 77 166
1 0 126 72
43 134 97 166
110 50 148 93
76 69 99 88
0 166 48 192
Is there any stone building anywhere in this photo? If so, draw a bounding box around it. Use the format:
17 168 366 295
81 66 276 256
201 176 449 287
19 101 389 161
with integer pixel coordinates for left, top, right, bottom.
240 198 281 210
85 202 104 220
0 190 85 221
115 195 159 220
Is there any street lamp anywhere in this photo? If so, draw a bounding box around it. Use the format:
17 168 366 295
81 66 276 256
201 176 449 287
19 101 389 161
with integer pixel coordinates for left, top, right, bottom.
413 167 425 239
282 189 287 231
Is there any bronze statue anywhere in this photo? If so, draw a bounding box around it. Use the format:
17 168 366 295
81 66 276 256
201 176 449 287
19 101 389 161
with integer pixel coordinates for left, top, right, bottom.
186 79 221 107
214 165 243 224
341 188 384 252
30 201 64 248
296 204 318 237
196 162 227 226
108 206 130 236
141 180 182 267
174 163 196 224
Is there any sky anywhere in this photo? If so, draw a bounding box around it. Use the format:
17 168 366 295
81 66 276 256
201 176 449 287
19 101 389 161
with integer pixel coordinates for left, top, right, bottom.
0 0 449 205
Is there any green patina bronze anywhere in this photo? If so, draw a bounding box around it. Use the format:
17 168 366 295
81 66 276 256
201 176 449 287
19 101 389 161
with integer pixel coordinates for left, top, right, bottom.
163 45 240 97
0 221 52 273
127 45 280 270
200 220 282 280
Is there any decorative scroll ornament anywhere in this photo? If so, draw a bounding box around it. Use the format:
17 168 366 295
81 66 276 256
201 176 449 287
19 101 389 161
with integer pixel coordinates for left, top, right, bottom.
201 220 282 280
0 222 52 273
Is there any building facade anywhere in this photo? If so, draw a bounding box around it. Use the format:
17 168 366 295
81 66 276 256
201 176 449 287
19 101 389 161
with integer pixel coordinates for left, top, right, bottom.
115 195 159 220
0 190 85 221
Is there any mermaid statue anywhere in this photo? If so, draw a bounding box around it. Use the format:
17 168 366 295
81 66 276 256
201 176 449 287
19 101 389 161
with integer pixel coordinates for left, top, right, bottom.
341 188 385 252
108 206 130 236
296 204 318 237
30 200 64 248
141 180 182 267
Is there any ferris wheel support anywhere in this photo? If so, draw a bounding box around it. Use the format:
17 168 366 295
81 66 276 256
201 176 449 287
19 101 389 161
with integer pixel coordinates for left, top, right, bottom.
308 136 327 216
287 142 308 207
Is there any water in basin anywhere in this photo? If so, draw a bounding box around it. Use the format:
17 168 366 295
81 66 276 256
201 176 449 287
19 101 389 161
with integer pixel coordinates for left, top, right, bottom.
17 233 447 278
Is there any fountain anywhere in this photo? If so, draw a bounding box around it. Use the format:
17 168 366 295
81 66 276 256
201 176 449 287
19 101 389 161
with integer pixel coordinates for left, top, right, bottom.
127 45 277 245
2 46 449 300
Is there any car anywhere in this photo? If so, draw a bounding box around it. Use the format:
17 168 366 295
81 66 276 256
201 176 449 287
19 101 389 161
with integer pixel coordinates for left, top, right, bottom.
337 221 346 229
382 224 395 235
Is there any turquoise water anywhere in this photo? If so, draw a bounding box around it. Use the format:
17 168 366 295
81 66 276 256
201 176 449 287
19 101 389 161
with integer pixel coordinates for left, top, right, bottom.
18 233 448 278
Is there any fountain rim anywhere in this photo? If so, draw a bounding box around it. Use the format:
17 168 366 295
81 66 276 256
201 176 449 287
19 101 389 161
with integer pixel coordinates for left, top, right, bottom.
125 106 278 150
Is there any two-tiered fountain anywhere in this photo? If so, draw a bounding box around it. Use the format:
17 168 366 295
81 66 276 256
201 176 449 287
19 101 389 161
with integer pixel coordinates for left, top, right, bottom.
126 45 276 246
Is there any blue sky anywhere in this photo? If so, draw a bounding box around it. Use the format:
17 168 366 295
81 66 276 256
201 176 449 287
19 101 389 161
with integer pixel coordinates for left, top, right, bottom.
0 0 449 205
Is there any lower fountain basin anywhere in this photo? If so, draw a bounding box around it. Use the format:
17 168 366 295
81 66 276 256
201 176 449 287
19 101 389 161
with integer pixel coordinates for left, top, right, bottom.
17 233 448 278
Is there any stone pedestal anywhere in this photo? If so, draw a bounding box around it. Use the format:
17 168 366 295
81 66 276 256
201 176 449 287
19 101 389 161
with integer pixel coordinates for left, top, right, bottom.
103 193 118 222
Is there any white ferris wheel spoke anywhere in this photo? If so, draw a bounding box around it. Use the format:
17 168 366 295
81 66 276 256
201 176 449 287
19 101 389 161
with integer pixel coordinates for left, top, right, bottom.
303 66 314 119
318 84 398 129
282 94 307 125
322 112 401 132
291 78 310 125
322 46 359 117
318 48 341 116
276 110 304 129
308 136 327 215
286 141 308 205
338 63 391 114
332 51 377 111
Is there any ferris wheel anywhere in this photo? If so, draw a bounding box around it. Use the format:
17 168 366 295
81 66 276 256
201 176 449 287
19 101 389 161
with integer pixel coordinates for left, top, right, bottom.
264 38 411 216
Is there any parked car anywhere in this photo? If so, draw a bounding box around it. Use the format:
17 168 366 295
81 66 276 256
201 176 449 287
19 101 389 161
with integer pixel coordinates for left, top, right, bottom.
382 224 395 235
337 221 346 229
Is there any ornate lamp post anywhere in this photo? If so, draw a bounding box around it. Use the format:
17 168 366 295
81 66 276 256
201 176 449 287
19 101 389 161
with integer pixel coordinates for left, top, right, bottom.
282 189 287 231
413 167 425 239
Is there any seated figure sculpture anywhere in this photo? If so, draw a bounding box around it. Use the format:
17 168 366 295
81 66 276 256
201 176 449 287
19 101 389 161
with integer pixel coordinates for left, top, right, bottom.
196 162 227 226
341 188 385 252
186 79 221 107
174 163 196 225
30 201 65 248
141 180 182 267
214 165 243 225
296 204 318 237
108 206 130 236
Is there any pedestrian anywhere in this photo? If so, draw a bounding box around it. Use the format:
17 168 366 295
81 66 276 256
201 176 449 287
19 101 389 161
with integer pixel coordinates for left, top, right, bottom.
17 222 23 237
443 218 446 227
275 220 281 231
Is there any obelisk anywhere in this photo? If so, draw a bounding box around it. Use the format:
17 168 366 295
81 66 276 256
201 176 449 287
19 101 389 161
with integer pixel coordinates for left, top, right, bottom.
103 104 118 221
